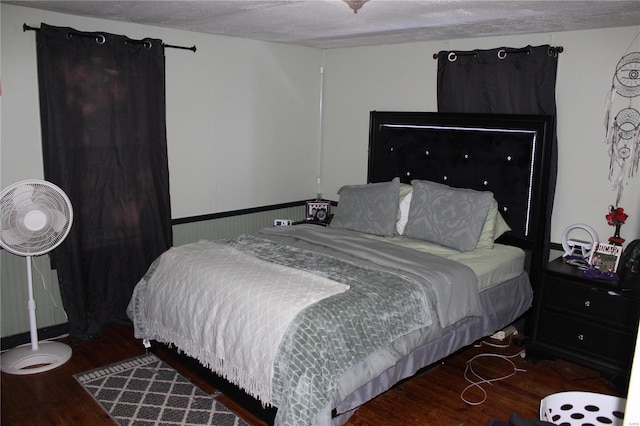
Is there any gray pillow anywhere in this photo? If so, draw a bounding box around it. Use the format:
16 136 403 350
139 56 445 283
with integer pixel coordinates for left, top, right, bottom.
404 179 494 252
330 177 400 237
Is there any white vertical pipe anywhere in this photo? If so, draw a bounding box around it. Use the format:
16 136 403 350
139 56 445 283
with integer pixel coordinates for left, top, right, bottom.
316 59 325 200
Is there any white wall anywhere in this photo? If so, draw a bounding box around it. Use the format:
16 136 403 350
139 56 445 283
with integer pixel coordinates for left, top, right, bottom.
2 4 639 245
1 4 322 219
321 28 640 246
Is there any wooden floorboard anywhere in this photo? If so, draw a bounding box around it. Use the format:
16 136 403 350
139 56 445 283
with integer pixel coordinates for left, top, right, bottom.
1 325 624 425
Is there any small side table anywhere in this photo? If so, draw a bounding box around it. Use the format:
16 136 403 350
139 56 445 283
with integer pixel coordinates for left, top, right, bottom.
526 256 640 392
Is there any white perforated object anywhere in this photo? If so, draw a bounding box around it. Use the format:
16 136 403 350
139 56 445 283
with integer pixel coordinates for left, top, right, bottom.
540 391 626 425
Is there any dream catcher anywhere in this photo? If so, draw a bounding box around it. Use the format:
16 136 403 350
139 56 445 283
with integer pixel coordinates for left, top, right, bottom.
604 51 640 206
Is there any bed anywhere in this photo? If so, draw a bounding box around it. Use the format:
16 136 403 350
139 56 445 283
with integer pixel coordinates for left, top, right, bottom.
127 111 555 425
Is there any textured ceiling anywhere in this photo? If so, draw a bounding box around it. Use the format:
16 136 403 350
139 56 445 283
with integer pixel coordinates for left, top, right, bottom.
5 0 640 49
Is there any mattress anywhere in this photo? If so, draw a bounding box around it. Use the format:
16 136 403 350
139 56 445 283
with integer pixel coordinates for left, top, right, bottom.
360 234 526 290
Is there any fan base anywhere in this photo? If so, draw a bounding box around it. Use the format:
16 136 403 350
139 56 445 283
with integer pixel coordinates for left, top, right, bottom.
1 341 72 375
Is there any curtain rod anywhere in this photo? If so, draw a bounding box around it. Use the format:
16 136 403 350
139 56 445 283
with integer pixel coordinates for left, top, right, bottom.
432 46 563 60
23 24 196 52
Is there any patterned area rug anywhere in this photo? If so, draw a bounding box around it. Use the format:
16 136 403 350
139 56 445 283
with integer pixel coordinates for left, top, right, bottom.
74 353 249 426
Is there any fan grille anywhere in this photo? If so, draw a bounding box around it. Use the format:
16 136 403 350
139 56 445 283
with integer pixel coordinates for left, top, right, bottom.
0 180 73 256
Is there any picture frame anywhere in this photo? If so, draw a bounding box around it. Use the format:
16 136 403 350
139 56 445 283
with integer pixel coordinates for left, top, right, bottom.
588 242 624 273
306 201 331 223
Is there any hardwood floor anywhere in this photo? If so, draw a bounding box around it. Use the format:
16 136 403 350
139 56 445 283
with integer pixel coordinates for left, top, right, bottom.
1 325 624 425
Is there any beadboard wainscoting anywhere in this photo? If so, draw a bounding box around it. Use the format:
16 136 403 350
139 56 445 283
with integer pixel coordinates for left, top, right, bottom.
1 203 308 344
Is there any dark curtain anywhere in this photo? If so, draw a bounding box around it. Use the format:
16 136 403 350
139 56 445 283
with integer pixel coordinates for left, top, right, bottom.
437 45 559 116
436 44 559 291
36 24 173 342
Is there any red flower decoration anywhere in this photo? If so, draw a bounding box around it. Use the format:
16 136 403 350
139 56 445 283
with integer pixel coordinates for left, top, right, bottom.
606 206 628 226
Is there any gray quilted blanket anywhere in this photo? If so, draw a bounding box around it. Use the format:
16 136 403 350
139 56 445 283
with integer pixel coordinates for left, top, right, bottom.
226 227 480 425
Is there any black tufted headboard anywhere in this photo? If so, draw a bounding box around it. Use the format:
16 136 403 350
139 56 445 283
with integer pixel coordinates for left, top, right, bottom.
368 111 554 259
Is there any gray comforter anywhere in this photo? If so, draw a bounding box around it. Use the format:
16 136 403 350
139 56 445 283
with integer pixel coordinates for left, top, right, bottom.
260 225 481 329
128 225 480 426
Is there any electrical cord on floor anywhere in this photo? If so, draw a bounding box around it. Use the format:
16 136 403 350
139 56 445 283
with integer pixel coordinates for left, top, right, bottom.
460 350 527 406
33 257 68 321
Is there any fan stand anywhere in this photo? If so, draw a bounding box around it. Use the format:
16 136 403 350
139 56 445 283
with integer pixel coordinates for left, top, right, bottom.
1 256 72 375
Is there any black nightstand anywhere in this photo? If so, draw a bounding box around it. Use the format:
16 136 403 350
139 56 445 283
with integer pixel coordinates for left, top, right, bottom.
526 256 640 391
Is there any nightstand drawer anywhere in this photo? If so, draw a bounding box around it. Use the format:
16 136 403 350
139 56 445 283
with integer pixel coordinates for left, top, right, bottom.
543 278 639 329
537 310 636 367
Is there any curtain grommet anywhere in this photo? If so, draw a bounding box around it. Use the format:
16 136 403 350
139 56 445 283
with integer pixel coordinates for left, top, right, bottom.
448 52 457 62
497 49 507 60
96 34 106 45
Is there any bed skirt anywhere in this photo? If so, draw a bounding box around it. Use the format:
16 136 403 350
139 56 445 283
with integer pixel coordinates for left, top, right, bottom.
331 272 532 425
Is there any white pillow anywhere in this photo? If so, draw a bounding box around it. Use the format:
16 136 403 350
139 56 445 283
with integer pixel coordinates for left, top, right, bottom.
476 199 499 249
494 209 512 240
396 191 413 235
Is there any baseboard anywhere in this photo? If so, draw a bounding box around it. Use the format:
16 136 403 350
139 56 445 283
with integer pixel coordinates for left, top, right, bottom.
172 199 318 225
1 323 69 351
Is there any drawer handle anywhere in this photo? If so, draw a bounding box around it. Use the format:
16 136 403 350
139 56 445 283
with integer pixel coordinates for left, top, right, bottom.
584 300 591 307
577 334 585 341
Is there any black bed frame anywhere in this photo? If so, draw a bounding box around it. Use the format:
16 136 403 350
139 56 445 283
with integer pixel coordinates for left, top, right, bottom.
160 111 556 425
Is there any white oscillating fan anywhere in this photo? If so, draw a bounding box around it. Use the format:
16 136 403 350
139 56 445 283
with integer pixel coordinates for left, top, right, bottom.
0 179 73 375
